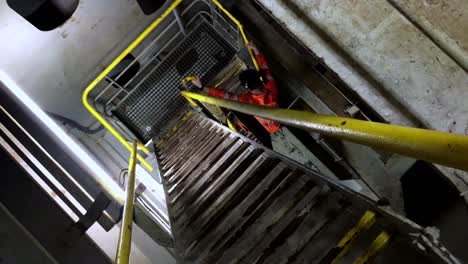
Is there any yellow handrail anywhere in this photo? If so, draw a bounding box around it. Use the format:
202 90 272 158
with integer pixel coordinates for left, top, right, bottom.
211 0 259 71
115 141 138 264
181 91 468 171
82 0 256 172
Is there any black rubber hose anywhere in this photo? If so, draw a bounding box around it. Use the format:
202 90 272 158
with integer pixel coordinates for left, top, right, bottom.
47 112 104 134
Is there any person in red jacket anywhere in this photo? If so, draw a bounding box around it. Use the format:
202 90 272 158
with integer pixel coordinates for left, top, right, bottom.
191 43 281 140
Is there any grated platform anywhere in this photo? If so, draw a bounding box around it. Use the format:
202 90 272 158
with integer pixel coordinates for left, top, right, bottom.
114 22 236 142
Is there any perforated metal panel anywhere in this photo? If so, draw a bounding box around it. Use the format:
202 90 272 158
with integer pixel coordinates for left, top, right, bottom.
114 22 236 142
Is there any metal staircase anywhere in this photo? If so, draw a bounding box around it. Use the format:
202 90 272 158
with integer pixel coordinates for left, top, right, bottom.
156 112 459 264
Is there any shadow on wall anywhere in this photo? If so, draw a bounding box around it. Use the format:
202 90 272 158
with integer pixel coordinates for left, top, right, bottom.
7 0 79 31
277 0 423 127
136 0 166 15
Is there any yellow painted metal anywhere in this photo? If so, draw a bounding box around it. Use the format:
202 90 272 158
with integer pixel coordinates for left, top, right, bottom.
226 117 238 132
354 231 391 264
215 62 245 88
337 211 376 248
211 0 260 71
181 76 198 87
330 211 377 264
82 0 255 173
115 141 138 264
183 94 199 107
181 91 468 171
82 0 184 172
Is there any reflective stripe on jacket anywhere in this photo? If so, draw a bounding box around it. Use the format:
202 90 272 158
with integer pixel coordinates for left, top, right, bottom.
208 53 281 134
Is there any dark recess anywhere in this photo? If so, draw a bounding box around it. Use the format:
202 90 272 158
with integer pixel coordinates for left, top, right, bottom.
7 0 79 31
401 161 459 227
136 0 165 15
109 53 141 89
176 48 199 75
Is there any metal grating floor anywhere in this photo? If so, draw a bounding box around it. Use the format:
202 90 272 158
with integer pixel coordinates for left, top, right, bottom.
114 22 236 142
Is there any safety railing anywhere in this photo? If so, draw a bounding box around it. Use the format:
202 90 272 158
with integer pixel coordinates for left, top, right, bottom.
82 0 257 172
181 90 468 171
115 141 138 264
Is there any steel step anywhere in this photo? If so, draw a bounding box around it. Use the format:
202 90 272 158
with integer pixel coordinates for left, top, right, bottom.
155 112 458 264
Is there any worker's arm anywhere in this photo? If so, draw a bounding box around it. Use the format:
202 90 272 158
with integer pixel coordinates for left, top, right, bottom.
248 43 278 102
191 76 251 102
248 44 272 79
208 87 236 100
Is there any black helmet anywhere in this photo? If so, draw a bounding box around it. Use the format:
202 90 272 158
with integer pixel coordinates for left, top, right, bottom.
239 69 263 91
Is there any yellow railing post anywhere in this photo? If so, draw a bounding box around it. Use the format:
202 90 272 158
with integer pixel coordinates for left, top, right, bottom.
181 91 468 171
115 141 138 264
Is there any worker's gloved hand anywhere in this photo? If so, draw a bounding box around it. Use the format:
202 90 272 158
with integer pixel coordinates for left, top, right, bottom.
191 76 203 89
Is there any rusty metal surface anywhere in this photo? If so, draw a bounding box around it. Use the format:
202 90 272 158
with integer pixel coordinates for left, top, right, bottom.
155 113 458 264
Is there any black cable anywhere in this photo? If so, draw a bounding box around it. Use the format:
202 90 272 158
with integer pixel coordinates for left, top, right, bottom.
47 112 104 134
103 103 115 118
119 169 128 188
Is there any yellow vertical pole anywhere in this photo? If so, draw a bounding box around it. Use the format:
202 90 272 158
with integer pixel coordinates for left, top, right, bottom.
115 141 138 264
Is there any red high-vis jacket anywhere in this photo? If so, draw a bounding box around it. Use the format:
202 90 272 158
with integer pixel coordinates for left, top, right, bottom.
208 52 281 134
